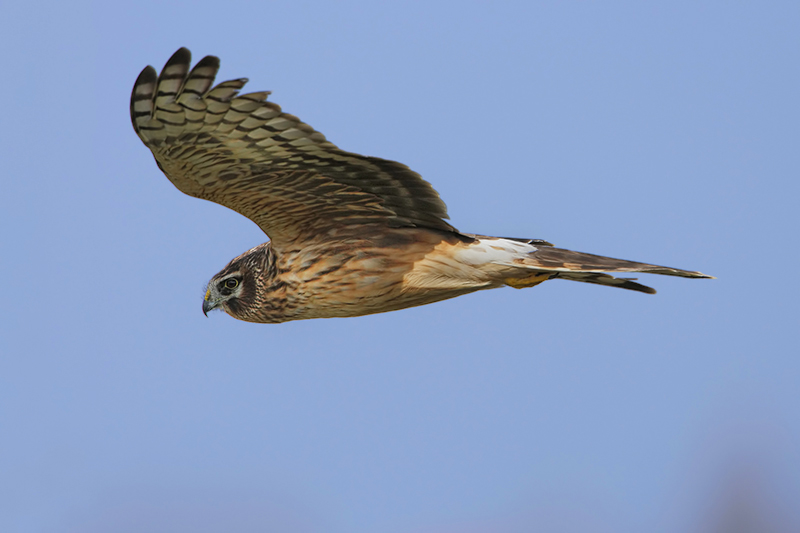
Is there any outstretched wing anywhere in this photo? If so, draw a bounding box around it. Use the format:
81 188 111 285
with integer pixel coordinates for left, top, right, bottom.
131 48 455 249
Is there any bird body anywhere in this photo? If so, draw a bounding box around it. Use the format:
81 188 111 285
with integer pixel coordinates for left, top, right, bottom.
201 227 704 323
132 48 712 324
209 227 473 323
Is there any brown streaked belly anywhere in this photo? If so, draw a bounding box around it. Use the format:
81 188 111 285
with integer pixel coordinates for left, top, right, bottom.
276 228 483 319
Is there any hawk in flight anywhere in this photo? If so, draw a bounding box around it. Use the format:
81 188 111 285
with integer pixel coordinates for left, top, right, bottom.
131 48 712 324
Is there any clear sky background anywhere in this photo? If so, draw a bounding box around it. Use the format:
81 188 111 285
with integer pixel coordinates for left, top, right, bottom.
2 1 798 532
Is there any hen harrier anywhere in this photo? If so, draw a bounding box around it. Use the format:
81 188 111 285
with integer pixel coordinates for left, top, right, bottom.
131 48 712 323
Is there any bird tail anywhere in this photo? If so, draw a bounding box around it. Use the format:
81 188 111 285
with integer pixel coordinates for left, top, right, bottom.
465 236 713 294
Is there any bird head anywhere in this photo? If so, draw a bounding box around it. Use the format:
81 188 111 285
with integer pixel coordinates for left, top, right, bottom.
203 270 247 317
202 243 276 320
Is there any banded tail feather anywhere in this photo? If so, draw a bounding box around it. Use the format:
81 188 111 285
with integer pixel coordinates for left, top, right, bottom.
512 243 712 294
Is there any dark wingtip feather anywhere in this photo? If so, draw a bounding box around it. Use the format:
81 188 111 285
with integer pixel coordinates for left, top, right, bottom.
553 272 658 294
134 64 157 87
166 47 192 67
619 280 657 294
193 54 220 72
130 65 157 133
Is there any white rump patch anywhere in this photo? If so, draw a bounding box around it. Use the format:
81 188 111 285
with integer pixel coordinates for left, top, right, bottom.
455 238 537 267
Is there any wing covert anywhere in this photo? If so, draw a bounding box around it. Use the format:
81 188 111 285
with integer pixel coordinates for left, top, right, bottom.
131 48 455 248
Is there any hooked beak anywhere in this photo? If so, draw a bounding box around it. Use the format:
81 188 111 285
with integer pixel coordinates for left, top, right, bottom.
202 288 217 317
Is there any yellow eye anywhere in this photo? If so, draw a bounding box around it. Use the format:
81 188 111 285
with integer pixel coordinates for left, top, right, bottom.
224 278 239 289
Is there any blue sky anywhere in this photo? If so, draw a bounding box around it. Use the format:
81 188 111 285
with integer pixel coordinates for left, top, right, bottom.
2 1 799 531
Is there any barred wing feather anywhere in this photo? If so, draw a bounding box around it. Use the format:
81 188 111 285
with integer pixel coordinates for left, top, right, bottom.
131 48 455 249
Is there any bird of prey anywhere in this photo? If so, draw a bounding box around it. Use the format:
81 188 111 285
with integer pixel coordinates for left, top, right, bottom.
131 48 712 324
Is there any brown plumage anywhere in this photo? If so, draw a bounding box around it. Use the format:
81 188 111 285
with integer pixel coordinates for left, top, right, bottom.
131 48 712 324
